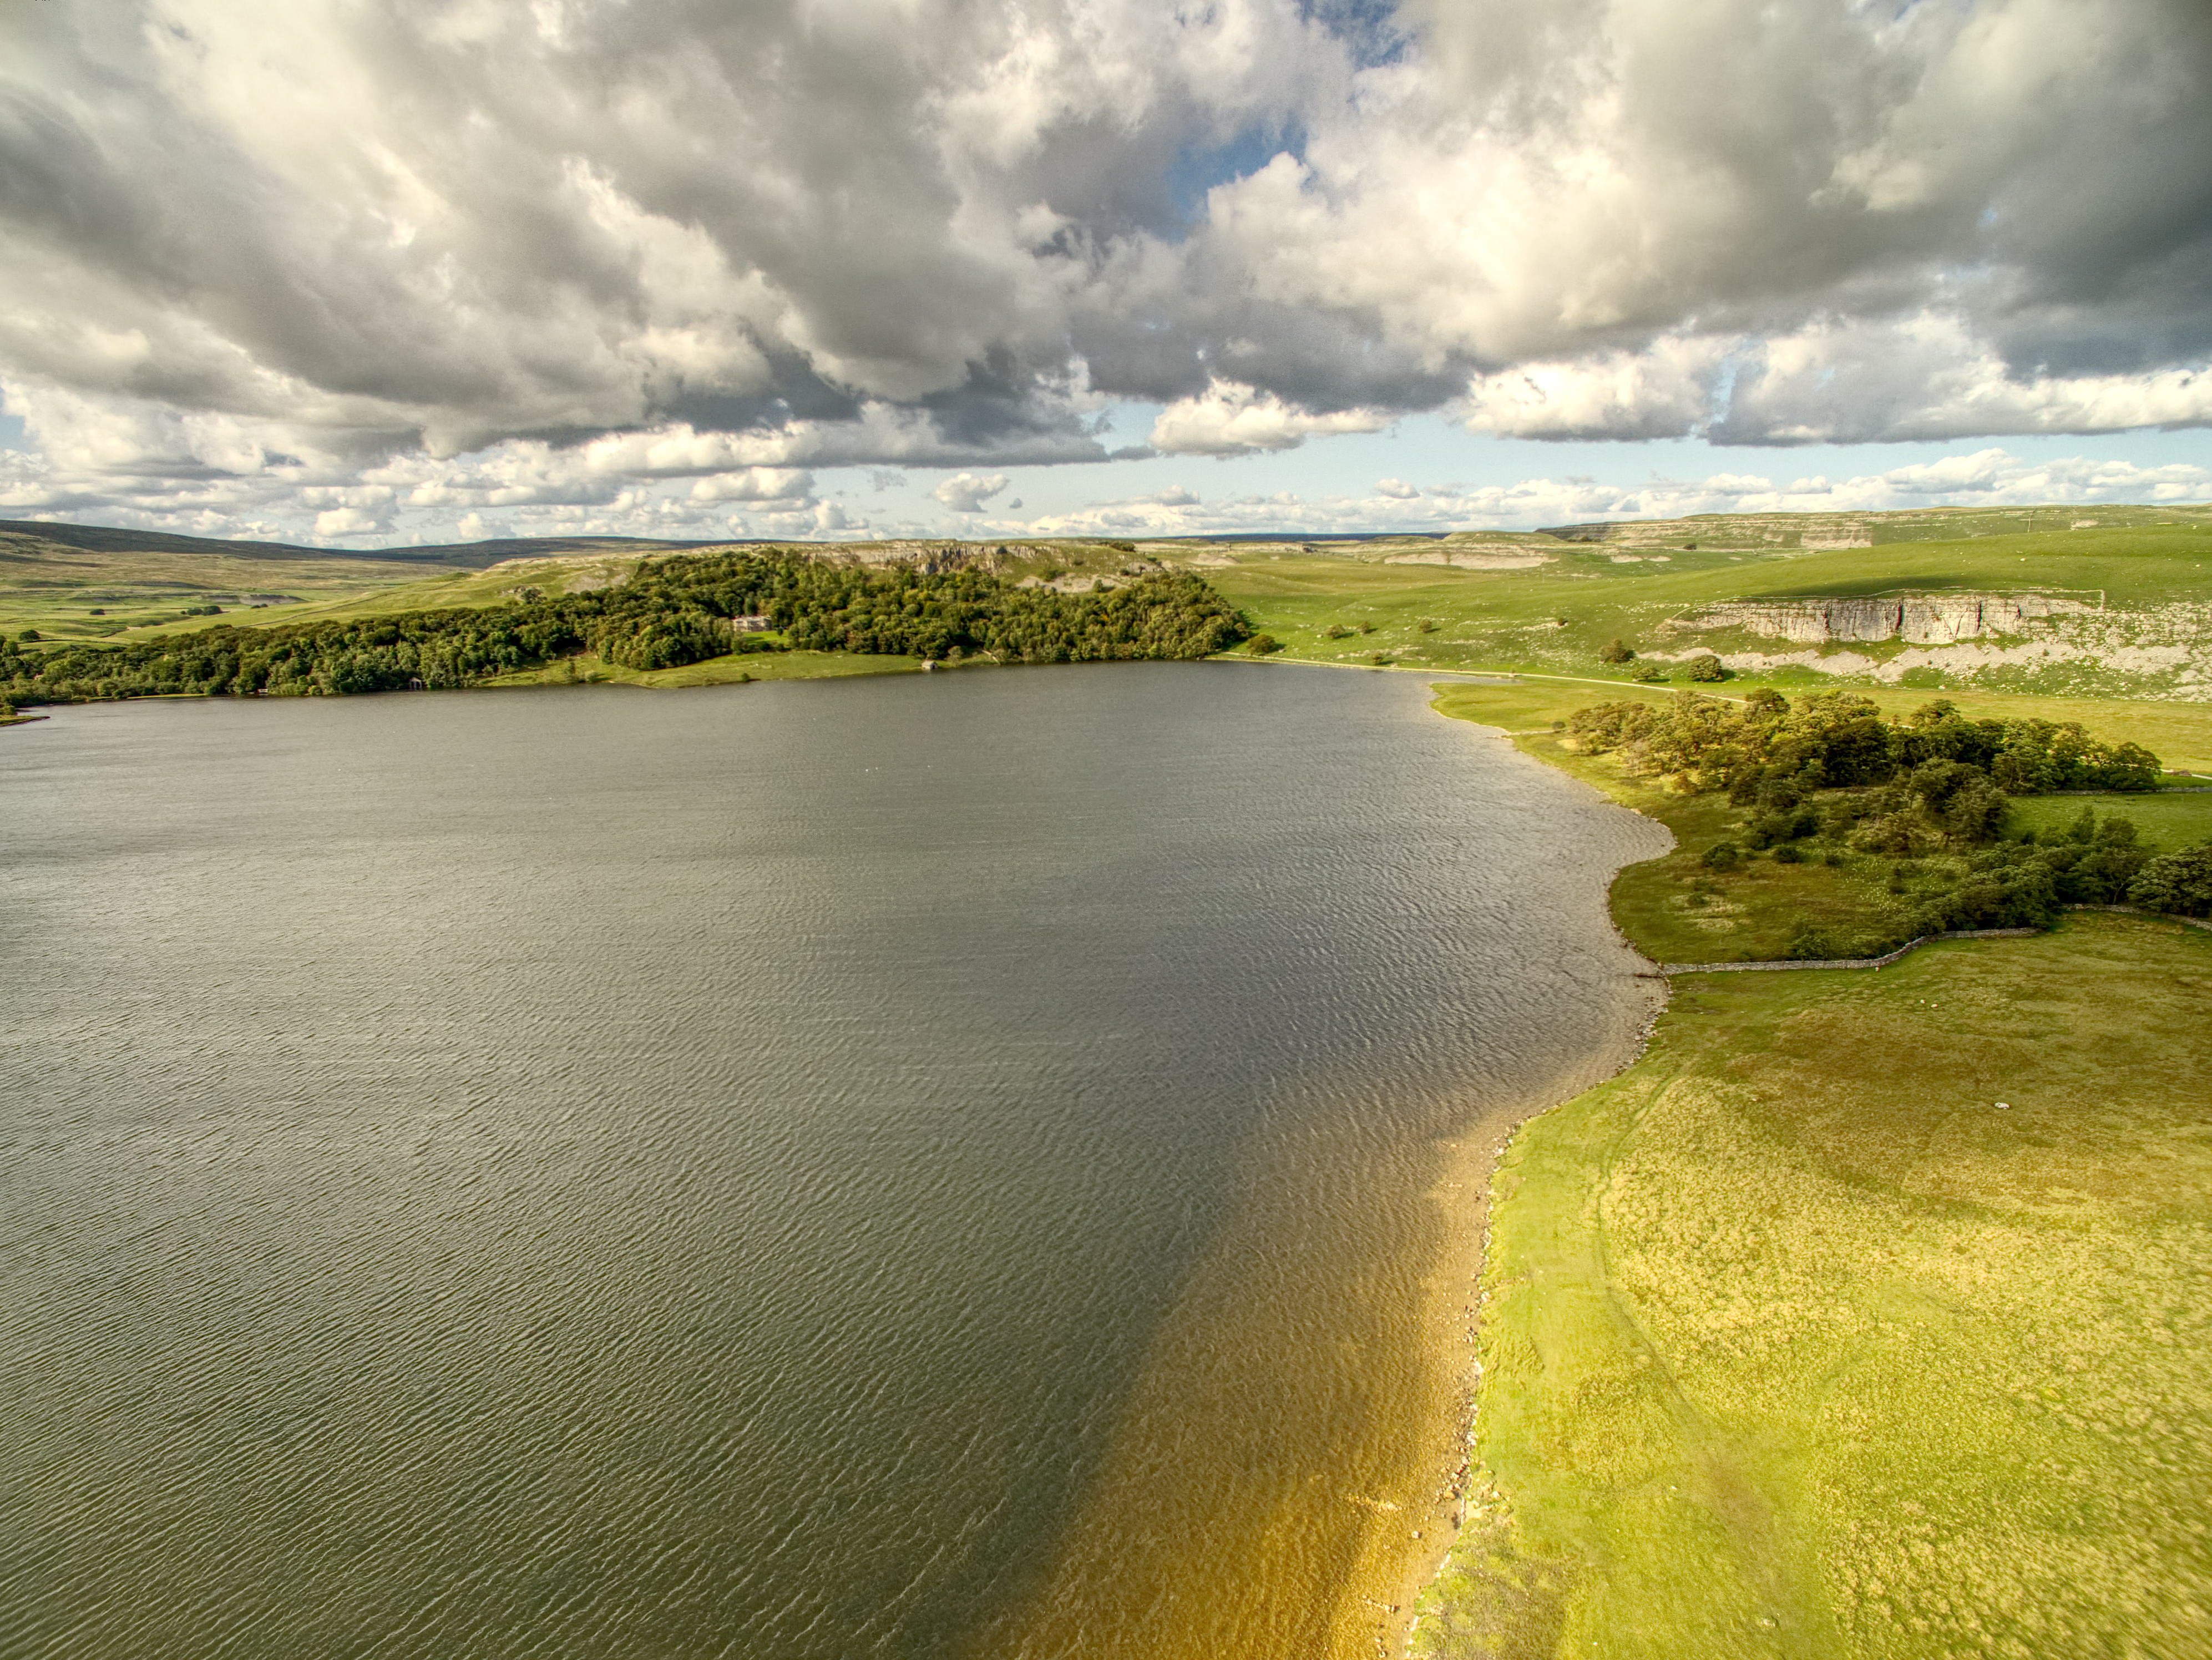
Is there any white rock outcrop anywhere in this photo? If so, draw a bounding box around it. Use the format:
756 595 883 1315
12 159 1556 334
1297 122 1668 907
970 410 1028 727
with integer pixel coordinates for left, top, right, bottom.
1683 593 2090 645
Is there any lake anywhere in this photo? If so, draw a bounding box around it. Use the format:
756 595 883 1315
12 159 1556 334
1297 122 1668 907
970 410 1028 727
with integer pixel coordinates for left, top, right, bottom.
0 664 1664 1658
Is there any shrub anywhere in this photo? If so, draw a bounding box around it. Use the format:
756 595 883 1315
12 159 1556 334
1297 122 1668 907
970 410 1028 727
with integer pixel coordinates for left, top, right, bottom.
1853 812 1937 857
1245 633 1283 655
1600 638 1635 664
1685 653 1729 682
1418 619 1439 634
19 629 38 642
1747 806 1820 847
1773 843 1805 864
1632 663 1667 683
1701 841 1744 871
2129 844 2212 917
1902 844 2059 932
1323 624 1353 640
1785 923 1837 959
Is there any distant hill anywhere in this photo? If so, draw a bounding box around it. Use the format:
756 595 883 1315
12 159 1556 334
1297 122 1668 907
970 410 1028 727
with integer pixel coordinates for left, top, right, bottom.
0 520 733 570
1536 504 2212 550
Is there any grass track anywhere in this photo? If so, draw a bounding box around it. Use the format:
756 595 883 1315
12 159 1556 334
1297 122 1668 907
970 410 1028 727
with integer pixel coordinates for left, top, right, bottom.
1410 913 2212 1659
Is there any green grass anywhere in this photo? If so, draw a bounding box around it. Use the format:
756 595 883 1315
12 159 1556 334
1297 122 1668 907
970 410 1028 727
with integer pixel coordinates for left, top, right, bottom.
1410 913 2212 1660
1202 518 2212 700
0 538 466 641
0 525 740 641
2008 791 2212 850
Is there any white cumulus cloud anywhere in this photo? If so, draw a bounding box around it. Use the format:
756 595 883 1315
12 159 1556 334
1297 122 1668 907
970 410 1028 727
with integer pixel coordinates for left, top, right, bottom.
1150 382 1391 455
932 473 1011 513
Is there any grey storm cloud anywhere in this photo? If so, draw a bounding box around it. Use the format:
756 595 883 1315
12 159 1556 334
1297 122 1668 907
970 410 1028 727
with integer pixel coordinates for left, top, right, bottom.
0 0 2207 537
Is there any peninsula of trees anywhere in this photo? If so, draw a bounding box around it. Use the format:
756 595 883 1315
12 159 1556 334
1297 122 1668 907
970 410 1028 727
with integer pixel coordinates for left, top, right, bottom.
1563 690 2209 936
0 550 1252 706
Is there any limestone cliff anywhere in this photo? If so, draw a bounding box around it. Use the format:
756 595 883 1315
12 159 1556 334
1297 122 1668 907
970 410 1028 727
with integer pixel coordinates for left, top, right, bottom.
1680 593 2092 645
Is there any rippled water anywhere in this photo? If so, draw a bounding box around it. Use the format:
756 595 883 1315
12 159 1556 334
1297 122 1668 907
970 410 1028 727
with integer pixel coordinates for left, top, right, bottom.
0 664 1663 1659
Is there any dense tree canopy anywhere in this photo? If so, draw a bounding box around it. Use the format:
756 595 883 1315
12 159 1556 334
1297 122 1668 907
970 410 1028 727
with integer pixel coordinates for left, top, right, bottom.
0 551 1252 706
1561 691 2203 944
1567 692 2162 799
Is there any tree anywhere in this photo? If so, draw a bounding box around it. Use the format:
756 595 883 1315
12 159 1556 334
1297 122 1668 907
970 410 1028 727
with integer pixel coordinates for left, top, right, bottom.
1685 653 1729 682
2129 845 2212 917
1600 638 1634 664
1246 633 1283 655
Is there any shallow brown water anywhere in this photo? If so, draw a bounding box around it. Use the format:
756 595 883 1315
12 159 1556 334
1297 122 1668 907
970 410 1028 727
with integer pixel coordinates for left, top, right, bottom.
0 664 1663 1658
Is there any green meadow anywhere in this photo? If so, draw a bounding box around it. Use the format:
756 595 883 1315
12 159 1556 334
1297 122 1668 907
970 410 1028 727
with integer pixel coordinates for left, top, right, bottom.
1419 652 2212 1654
0 522 717 642
1203 510 2212 700
2006 790 2212 849
1409 914 2212 1660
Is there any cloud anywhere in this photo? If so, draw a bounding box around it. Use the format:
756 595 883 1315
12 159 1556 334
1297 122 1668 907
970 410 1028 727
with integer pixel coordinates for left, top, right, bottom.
687 469 816 504
0 0 2203 541
932 472 1011 513
312 504 391 538
1460 317 2212 444
1012 448 2212 538
1149 381 1391 454
1374 478 1419 499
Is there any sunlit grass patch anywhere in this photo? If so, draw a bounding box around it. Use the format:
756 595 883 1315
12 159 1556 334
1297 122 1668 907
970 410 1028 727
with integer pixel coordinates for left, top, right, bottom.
2008 789 2212 851
1411 914 2212 1659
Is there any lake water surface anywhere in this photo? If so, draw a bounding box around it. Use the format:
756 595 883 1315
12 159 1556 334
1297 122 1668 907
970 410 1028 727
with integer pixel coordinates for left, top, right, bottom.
1 665 1663 1658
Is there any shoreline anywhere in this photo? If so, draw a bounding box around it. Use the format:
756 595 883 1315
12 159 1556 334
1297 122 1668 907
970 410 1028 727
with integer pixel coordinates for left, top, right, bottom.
1392 686 2212 1652
1344 704 1676 1660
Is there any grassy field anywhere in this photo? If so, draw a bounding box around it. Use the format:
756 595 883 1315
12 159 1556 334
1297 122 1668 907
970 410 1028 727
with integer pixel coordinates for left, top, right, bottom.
0 524 740 642
1410 913 2212 1660
2008 791 2212 849
1203 515 2212 700
0 537 467 641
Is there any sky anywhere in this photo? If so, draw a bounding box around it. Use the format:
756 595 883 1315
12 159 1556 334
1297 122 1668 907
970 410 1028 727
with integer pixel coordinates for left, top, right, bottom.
1 0 2208 546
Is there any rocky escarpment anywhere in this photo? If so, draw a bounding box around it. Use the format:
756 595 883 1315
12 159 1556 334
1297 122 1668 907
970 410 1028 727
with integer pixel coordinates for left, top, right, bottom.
1679 593 2092 645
